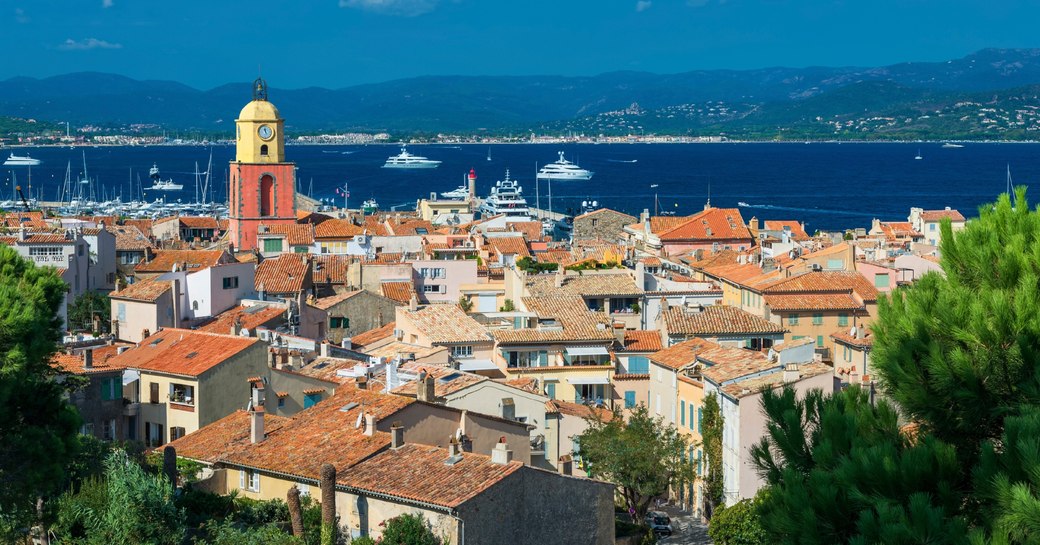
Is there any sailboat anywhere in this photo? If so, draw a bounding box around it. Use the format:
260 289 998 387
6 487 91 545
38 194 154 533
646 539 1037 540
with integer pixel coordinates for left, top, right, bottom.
487 147 492 162
914 149 923 160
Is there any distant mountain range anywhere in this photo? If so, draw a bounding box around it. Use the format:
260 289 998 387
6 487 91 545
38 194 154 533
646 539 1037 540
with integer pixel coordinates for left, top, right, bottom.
3 48 1040 137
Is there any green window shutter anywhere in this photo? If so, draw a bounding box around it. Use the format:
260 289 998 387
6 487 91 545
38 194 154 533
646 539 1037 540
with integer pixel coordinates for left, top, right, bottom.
838 313 849 327
817 335 824 347
263 238 283 253
826 258 843 270
538 351 548 367
875 274 890 288
680 400 686 426
788 313 799 325
546 383 556 399
812 313 823 325
343 317 350 329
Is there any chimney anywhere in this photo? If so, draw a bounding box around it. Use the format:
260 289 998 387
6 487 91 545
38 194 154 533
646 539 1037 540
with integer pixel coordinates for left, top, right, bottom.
17 226 26 241
356 376 368 390
390 420 404 449
448 436 462 457
83 349 93 369
231 316 243 336
364 413 376 436
558 455 573 476
639 208 649 223
250 406 265 443
783 363 801 384
856 327 865 340
748 216 759 234
660 297 670 313
320 341 330 358
491 437 513 465
613 324 626 345
267 348 278 368
554 269 565 288
417 370 435 403
408 293 418 312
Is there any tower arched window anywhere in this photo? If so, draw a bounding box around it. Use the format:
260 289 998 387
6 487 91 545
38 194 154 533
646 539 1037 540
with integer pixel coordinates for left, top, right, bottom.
260 174 275 217
260 144 269 157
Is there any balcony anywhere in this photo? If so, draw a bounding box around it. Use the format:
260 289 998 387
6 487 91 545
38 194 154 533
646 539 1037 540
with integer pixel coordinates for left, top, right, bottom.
122 400 140 417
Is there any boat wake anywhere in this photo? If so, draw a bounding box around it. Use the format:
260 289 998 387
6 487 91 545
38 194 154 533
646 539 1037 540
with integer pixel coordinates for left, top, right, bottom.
737 202 867 217
607 159 638 163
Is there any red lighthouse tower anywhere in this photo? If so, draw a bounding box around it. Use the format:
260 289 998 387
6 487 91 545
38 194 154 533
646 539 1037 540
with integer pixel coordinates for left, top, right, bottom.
227 78 296 251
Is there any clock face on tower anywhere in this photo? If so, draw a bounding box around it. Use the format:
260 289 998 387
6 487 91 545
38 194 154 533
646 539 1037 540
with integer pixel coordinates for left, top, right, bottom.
258 125 274 140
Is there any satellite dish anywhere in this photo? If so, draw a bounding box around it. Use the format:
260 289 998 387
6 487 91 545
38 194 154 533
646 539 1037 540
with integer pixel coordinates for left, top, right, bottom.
849 326 857 337
355 411 364 429
239 328 251 337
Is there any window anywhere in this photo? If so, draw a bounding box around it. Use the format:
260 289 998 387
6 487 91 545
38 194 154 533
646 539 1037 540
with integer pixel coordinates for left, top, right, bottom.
29 246 62 257
78 244 84 256
102 419 116 441
263 238 283 253
169 383 194 405
817 335 824 347
149 382 159 404
451 345 473 359
875 274 890 288
844 346 852 362
545 383 556 399
690 404 695 433
680 400 686 426
100 377 120 401
624 391 636 408
260 144 269 157
627 356 649 374
788 313 799 326
329 317 350 329
838 313 849 327
222 277 239 290
423 284 445 294
929 223 936 231
826 258 843 270
304 392 322 408
697 408 703 433
575 384 605 404
240 470 260 492
170 427 186 441
432 268 446 279
812 313 823 325
278 397 285 408
505 350 547 368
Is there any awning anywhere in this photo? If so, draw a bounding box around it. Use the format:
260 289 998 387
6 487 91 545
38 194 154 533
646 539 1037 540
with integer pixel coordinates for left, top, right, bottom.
122 369 140 385
567 377 611 385
565 346 610 357
459 359 499 372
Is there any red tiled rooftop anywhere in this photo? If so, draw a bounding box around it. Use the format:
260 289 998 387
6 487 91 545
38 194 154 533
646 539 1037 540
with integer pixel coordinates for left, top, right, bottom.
108 328 259 377
166 410 291 463
381 281 414 304
110 279 170 302
261 223 315 246
664 305 787 336
135 249 230 274
196 304 285 334
351 321 397 347
255 254 310 294
621 330 663 352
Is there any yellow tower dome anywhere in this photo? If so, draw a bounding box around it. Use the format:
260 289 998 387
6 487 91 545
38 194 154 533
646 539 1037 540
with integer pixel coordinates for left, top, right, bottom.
235 77 285 163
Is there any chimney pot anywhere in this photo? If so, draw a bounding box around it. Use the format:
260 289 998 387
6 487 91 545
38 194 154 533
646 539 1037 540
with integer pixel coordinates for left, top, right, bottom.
491 438 513 465
83 349 93 369
408 293 418 312
356 376 368 390
783 363 801 384
448 436 462 457
364 413 376 436
417 371 436 403
390 421 404 449
250 407 265 443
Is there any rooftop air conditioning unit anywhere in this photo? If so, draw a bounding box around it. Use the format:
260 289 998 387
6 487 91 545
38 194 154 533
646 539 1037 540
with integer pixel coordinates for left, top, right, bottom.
811 263 823 272
355 234 368 245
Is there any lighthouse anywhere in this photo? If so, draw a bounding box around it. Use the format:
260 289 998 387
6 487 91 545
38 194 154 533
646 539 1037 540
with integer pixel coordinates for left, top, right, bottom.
468 168 477 201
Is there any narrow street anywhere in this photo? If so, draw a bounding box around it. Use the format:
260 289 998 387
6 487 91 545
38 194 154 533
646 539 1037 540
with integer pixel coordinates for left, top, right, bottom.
655 504 713 545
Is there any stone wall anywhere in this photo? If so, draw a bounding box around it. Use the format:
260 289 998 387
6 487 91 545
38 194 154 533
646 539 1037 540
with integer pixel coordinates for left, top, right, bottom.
572 209 637 242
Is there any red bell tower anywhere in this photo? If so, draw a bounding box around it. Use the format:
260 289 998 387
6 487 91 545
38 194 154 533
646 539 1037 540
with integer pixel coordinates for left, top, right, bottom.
228 78 296 251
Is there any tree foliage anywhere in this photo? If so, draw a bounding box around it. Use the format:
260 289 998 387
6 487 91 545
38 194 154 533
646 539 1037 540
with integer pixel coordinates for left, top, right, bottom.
377 513 442 545
708 491 769 545
66 291 111 334
0 245 81 525
701 393 724 517
576 405 694 521
752 190 1040 544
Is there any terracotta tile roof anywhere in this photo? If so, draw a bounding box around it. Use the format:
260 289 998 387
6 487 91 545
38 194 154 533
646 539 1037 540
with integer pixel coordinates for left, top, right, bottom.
313 255 350 284
506 221 544 241
293 356 368 384
640 257 662 267
364 252 407 265
351 322 397 348
650 338 720 370
16 233 75 245
719 362 831 399
627 216 689 235
364 342 446 362
657 208 752 242
51 344 133 375
178 216 220 230
341 442 523 509
664 305 786 336
108 328 259 377
166 410 291 463
387 219 435 236
682 248 741 268
196 304 285 334
614 373 650 381
621 330 663 352
545 399 614 421
526 272 641 297
701 262 771 285
698 345 775 384
389 365 486 398
109 279 171 302
122 219 154 238
135 249 230 274
0 210 47 228
223 387 411 479
760 271 878 303
402 304 492 345
764 293 862 311
309 290 363 310
497 377 541 394
486 236 531 258
107 225 154 251
574 208 636 223
494 296 615 344
920 209 965 222
877 222 922 240
255 254 311 294
831 328 874 349
361 216 390 236
381 281 415 304
763 220 810 241
261 224 315 246
314 219 364 239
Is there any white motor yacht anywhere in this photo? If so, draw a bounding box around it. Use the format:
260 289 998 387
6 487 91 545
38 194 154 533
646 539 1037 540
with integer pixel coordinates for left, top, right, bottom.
4 153 41 166
480 170 531 218
440 185 470 199
537 151 593 181
146 163 183 191
382 145 441 169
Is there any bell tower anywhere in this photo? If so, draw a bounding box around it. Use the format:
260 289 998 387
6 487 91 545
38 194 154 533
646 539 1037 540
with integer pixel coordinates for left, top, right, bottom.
228 78 296 251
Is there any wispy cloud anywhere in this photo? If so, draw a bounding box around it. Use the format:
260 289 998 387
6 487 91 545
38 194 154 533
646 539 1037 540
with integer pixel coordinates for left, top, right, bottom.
14 7 29 23
635 0 652 12
58 38 123 51
339 0 438 16
102 0 114 7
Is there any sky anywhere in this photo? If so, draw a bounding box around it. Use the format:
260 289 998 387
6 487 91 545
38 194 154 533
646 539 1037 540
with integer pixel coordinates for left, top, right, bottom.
2 0 1037 89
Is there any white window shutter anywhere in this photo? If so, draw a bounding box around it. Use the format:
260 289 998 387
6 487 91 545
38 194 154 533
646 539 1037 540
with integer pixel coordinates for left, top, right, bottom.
239 470 245 489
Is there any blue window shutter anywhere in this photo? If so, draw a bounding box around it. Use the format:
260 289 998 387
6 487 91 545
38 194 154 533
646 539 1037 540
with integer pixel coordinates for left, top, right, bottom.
624 391 635 408
546 383 556 400
629 356 649 374
538 351 548 367
697 408 703 433
690 404 695 432
680 400 686 426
